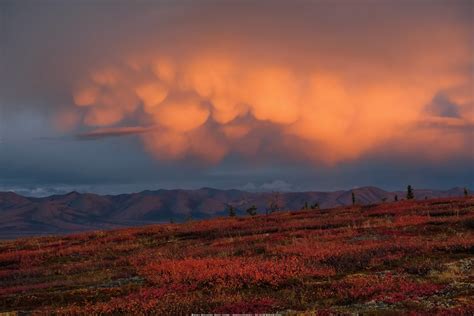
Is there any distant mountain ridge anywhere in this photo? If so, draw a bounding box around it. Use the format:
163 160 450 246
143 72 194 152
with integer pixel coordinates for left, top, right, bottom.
0 186 466 239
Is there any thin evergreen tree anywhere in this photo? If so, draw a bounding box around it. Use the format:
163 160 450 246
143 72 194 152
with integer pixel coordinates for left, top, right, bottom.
302 201 309 210
246 205 257 216
226 204 237 217
406 185 415 200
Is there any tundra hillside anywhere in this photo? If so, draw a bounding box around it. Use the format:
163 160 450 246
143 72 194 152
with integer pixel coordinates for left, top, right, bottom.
0 197 473 315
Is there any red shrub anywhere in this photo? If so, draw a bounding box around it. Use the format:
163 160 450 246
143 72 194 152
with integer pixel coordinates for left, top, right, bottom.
140 256 335 289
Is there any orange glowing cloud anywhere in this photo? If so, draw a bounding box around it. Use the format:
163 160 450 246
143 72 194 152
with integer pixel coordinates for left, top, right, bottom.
62 3 472 164
143 130 190 160
154 96 209 133
84 106 124 126
152 58 176 83
246 67 301 125
73 83 99 107
135 82 168 113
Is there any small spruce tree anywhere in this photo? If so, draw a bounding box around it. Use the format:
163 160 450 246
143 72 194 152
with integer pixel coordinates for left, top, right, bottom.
246 205 257 216
311 202 319 209
226 204 237 217
351 191 356 205
394 194 398 202
302 201 309 210
406 185 415 200
464 187 469 197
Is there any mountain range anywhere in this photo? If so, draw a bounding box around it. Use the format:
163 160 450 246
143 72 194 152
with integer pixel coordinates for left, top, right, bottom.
0 186 466 239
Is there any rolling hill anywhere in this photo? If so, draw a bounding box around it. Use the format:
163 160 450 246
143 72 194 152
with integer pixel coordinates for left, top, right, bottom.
0 197 472 314
0 187 467 238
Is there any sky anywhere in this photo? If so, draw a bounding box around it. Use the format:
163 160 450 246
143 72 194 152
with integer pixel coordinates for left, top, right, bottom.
0 0 473 196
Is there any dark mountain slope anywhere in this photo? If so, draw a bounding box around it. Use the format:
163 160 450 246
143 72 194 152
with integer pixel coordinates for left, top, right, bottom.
0 187 466 238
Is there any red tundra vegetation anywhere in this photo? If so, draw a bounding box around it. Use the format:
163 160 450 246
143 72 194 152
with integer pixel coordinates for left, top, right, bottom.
0 197 473 315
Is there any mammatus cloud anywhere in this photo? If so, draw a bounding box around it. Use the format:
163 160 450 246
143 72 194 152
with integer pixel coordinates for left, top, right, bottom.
66 55 472 164
31 1 470 165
